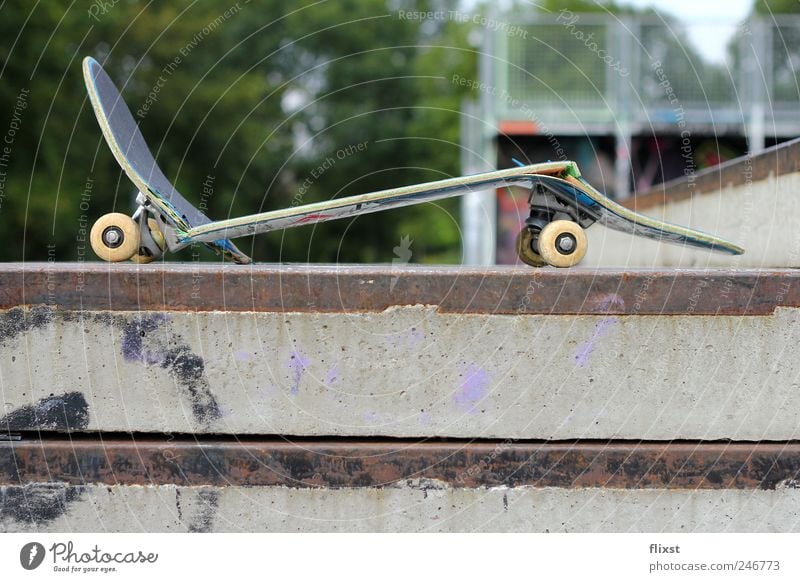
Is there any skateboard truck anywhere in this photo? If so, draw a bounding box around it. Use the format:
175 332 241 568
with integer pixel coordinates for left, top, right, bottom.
130 193 169 262
517 180 598 268
89 193 167 264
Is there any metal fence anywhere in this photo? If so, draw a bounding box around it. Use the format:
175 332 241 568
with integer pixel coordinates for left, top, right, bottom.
460 11 800 265
492 13 800 137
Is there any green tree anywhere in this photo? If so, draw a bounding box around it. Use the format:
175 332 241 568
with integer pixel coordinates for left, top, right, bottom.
0 0 477 264
275 0 474 263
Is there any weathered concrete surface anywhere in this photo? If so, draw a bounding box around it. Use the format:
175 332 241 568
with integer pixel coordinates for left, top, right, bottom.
584 162 800 268
2 304 799 439
2 264 798 534
3 483 799 533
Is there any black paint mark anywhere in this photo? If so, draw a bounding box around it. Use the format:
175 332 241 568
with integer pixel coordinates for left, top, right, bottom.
0 392 89 431
187 489 218 533
119 315 221 426
4 308 220 427
0 484 83 525
161 347 219 425
175 489 183 522
0 306 54 347
503 493 508 511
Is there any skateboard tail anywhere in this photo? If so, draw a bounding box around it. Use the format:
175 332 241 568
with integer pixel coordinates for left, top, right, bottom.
571 175 745 256
206 239 252 264
83 56 252 264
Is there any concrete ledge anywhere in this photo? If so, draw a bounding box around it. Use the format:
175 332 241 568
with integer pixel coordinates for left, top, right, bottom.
3 483 799 532
587 139 800 268
3 264 797 533
628 137 800 210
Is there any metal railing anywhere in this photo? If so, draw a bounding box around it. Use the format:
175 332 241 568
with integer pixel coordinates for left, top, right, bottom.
460 11 800 264
491 13 800 136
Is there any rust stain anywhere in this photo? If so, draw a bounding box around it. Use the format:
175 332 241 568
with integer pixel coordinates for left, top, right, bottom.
0 264 797 315
3 439 800 490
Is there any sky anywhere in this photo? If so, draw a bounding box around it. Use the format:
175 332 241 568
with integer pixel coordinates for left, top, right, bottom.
618 0 755 63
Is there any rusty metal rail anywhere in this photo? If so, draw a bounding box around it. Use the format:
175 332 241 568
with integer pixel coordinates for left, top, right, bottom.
2 438 799 490
1 263 798 315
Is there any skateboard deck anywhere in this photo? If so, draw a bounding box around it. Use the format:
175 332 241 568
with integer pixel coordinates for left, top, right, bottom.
183 161 744 256
83 56 743 265
83 57 251 263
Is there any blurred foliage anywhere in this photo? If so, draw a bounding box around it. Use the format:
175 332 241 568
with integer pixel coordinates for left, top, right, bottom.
0 0 477 263
753 0 800 13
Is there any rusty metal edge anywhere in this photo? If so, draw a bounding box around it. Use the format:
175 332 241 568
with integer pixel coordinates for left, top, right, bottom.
626 137 800 211
2 439 799 490
1 263 797 315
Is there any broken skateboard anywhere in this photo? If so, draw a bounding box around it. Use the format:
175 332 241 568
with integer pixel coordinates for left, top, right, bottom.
83 56 744 267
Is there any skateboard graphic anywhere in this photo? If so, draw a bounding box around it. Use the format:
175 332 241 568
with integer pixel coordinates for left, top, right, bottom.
83 57 744 267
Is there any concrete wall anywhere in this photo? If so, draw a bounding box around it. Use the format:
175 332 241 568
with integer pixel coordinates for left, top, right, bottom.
584 170 800 268
2 264 798 533
3 483 800 533
2 306 799 439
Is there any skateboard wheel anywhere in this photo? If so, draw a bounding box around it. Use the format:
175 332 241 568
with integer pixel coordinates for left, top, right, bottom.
90 213 140 262
132 218 166 264
516 228 547 267
537 220 587 268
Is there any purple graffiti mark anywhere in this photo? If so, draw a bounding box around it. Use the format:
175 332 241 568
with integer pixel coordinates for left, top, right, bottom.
324 365 339 389
363 411 380 424
287 350 310 395
216 404 234 418
119 313 220 425
454 364 491 413
408 328 424 347
120 313 168 364
387 327 425 349
418 411 433 426
574 317 616 367
591 293 626 312
574 294 624 367
234 350 252 362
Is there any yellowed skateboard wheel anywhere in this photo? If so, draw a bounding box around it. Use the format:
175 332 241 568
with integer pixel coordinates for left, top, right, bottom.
516 228 547 267
131 218 165 264
537 220 587 268
90 213 140 262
